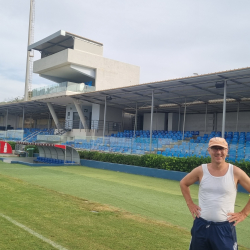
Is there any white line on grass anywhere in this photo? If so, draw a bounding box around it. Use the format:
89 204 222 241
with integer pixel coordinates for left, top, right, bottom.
0 213 68 250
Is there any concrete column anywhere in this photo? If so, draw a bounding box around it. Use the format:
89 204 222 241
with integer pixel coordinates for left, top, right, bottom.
73 99 87 129
222 81 227 138
47 103 61 129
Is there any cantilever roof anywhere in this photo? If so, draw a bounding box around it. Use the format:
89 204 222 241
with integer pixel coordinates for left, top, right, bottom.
1 67 250 118
28 30 103 55
70 66 250 114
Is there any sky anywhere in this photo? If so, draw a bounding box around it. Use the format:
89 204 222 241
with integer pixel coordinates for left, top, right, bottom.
1 0 250 102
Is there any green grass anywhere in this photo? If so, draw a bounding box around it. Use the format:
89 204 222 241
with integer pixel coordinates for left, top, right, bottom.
0 162 249 249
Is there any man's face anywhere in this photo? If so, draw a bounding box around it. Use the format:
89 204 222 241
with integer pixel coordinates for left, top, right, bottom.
208 146 228 163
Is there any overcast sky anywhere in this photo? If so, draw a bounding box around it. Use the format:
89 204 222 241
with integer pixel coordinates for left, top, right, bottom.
1 0 250 102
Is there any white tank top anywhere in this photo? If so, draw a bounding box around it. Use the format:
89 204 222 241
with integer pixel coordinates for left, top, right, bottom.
199 164 237 222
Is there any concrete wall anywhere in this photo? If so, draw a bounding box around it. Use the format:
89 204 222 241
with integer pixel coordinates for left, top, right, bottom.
180 113 214 135
73 38 103 56
123 113 133 131
216 111 250 132
33 49 140 91
65 103 92 129
99 105 123 122
2 114 19 129
168 113 179 131
143 113 166 130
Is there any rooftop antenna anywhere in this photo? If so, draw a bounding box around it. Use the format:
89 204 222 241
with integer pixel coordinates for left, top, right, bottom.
24 0 35 101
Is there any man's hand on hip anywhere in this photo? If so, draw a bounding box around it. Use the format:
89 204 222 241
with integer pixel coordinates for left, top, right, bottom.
187 202 201 219
227 211 247 226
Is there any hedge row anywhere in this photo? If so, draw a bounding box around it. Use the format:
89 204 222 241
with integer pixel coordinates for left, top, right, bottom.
6 142 39 153
78 151 250 177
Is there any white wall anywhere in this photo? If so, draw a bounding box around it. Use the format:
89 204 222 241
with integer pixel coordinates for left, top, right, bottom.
3 114 18 129
143 113 166 130
181 113 214 135
33 49 140 92
73 38 103 56
168 113 179 131
216 111 250 132
65 103 92 129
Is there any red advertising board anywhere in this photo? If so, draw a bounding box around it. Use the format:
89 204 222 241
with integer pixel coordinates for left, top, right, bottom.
0 141 13 154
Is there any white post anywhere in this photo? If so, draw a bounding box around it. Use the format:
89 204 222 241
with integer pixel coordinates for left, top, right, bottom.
205 103 208 134
22 107 25 130
182 101 186 141
236 102 240 132
5 109 8 131
222 80 227 138
103 96 107 144
178 106 181 131
134 102 138 137
150 90 154 152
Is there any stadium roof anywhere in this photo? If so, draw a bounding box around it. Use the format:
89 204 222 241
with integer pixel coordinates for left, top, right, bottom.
2 67 250 119
28 30 103 55
69 66 250 114
0 101 66 119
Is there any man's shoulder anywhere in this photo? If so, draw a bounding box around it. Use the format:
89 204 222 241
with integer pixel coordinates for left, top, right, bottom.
232 164 246 177
191 165 203 176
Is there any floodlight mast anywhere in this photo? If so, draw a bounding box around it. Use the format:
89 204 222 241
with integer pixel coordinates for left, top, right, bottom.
24 0 35 101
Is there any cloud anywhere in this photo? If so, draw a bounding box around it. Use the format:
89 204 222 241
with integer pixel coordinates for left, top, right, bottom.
1 0 250 101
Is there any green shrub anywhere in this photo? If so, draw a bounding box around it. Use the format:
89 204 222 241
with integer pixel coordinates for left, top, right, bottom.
7 141 16 150
78 150 250 177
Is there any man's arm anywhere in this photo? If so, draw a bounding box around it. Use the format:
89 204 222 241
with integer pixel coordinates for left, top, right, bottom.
228 166 250 226
180 166 202 219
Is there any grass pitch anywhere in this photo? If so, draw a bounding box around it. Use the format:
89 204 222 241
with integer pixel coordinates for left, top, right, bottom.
0 162 249 249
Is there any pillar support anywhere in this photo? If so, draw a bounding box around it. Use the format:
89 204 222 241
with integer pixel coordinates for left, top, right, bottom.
47 103 61 130
73 99 87 129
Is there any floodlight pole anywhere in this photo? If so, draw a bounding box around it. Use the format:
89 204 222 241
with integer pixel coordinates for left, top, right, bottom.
24 0 35 101
149 90 154 152
222 80 227 138
236 102 240 132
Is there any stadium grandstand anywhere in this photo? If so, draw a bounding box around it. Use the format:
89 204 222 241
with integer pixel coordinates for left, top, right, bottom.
1 30 250 162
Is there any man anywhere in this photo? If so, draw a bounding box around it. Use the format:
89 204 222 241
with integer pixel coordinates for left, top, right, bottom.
180 137 250 250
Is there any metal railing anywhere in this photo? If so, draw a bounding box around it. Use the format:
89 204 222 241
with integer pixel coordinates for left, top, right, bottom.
32 82 95 98
0 130 24 141
64 119 121 132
